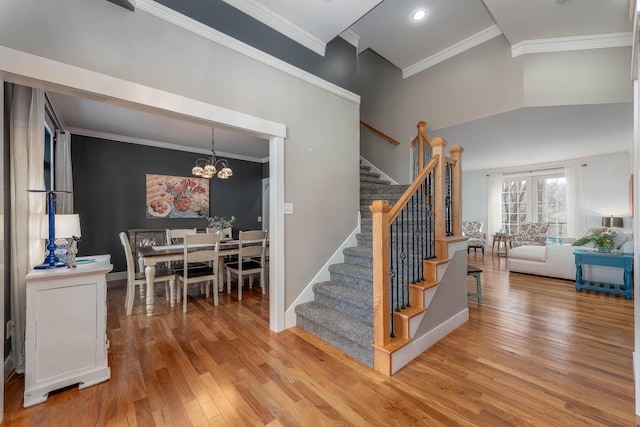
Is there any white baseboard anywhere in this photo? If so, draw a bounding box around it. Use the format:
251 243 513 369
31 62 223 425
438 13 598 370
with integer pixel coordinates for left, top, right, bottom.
360 156 399 185
391 308 469 374
284 220 361 329
107 271 126 282
635 351 640 415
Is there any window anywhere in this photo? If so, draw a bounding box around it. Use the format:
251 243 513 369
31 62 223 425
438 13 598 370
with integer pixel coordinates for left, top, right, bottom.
501 172 567 237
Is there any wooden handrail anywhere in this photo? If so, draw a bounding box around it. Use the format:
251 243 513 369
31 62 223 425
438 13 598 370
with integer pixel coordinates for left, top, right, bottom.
360 121 401 146
388 156 438 223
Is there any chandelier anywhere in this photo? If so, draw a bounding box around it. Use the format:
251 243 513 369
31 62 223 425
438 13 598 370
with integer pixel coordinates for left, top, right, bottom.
191 129 233 179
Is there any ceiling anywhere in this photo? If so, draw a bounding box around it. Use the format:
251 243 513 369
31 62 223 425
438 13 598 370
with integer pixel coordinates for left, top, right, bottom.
49 0 634 165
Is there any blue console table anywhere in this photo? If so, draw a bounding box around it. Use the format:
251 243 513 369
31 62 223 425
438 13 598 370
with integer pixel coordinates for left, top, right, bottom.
574 249 633 299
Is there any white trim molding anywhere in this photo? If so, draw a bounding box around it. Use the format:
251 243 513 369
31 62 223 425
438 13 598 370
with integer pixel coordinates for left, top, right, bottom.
340 29 360 49
284 222 360 329
0 45 288 334
512 32 633 57
221 0 326 56
67 127 268 163
136 0 360 105
403 25 503 79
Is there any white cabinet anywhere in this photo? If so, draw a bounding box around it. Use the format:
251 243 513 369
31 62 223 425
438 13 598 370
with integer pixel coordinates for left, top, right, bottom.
23 255 112 407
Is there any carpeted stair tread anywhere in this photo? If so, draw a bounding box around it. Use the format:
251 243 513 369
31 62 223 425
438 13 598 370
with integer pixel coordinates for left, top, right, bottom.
295 302 374 366
359 184 409 194
360 170 381 179
360 176 390 185
312 281 373 323
343 246 373 267
329 263 373 280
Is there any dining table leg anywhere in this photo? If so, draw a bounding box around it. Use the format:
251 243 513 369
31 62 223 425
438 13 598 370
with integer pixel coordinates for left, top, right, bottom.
145 265 156 316
217 255 225 292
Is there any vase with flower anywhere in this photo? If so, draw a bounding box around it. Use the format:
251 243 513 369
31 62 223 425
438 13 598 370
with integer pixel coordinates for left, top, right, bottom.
206 215 235 231
588 229 617 253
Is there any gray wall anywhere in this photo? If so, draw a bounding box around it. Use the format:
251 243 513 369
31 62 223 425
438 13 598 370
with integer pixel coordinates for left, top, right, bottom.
358 36 632 184
72 135 264 273
156 0 357 92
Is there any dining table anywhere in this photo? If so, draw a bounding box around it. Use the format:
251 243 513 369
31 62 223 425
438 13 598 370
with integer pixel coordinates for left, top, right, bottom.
137 239 258 316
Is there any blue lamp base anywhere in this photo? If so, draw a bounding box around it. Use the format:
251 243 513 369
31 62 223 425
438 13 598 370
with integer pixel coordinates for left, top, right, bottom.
30 190 70 269
34 260 67 270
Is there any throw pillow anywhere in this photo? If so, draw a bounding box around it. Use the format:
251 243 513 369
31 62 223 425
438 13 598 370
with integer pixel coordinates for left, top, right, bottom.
575 226 605 241
571 234 592 246
608 229 629 249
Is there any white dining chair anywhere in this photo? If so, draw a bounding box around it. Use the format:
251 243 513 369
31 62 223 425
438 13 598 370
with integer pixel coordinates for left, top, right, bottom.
166 228 197 245
175 232 221 313
119 232 176 315
225 230 267 301
206 227 232 240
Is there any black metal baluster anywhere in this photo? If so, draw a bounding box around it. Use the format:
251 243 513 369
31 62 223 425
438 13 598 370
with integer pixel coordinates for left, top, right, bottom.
389 220 395 338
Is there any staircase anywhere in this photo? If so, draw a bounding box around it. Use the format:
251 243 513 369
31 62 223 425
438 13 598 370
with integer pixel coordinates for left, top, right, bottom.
295 163 409 367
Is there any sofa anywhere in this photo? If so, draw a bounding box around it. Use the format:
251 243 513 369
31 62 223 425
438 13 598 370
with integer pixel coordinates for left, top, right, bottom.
508 227 634 284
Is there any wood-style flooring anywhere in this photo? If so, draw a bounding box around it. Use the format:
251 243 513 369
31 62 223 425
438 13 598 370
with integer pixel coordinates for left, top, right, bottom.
2 253 638 426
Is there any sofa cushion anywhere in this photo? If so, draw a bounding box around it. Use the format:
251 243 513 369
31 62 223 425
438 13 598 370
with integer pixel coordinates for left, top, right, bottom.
508 245 546 262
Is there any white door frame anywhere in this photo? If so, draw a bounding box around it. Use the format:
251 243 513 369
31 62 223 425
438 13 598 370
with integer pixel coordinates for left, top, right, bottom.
0 46 287 332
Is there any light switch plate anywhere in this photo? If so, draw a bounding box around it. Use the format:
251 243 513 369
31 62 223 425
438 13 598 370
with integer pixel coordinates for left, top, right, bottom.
284 203 294 214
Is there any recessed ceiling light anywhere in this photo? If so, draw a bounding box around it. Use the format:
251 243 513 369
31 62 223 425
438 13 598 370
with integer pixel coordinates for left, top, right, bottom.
411 9 428 22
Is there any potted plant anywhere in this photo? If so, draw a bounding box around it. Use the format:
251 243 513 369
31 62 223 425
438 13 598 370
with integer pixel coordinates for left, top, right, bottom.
206 215 235 231
588 229 617 253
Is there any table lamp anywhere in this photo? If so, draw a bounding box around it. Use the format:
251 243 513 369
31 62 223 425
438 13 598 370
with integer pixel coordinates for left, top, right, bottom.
30 190 75 269
602 215 623 228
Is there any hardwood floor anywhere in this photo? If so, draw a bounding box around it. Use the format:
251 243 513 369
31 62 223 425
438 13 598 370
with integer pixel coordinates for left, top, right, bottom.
3 253 638 426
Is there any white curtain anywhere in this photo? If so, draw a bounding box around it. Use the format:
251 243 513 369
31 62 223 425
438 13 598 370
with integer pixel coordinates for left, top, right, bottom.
9 85 45 373
565 165 585 237
487 173 503 237
54 130 73 213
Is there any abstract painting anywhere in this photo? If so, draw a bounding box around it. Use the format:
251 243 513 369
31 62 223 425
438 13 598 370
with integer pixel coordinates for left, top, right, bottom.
146 174 209 219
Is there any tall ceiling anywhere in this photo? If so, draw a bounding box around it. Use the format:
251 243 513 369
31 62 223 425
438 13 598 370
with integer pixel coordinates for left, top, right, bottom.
50 0 634 166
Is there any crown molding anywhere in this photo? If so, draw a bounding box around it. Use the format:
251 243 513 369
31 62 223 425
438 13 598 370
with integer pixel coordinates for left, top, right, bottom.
511 32 633 57
339 29 360 49
136 0 359 105
403 25 502 79
221 0 326 56
68 127 268 163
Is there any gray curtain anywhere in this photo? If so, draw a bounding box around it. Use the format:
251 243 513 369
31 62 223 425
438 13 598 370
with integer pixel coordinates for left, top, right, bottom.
9 85 45 373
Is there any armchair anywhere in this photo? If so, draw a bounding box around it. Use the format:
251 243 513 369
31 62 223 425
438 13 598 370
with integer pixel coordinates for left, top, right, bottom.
462 221 487 254
510 222 550 247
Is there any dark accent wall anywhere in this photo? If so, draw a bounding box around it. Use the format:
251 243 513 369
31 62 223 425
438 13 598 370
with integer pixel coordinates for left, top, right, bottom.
72 135 264 273
156 0 357 92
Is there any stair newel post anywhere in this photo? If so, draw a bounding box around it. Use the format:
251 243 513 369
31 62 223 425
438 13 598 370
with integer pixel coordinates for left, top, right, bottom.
370 200 392 375
449 145 464 237
417 121 427 172
431 137 448 259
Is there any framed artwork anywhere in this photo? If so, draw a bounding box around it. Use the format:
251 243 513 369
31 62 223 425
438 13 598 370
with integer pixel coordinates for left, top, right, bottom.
146 174 209 219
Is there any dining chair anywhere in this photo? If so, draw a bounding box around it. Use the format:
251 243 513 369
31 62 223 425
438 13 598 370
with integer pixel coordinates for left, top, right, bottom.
119 232 176 315
206 227 234 291
225 230 268 301
206 227 232 240
166 228 197 245
174 232 221 313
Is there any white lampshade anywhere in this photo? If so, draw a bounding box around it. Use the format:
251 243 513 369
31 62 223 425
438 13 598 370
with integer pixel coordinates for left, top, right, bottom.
41 214 81 239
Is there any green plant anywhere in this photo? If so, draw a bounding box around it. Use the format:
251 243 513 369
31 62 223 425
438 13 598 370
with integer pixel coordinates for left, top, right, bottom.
588 230 617 249
206 215 235 230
